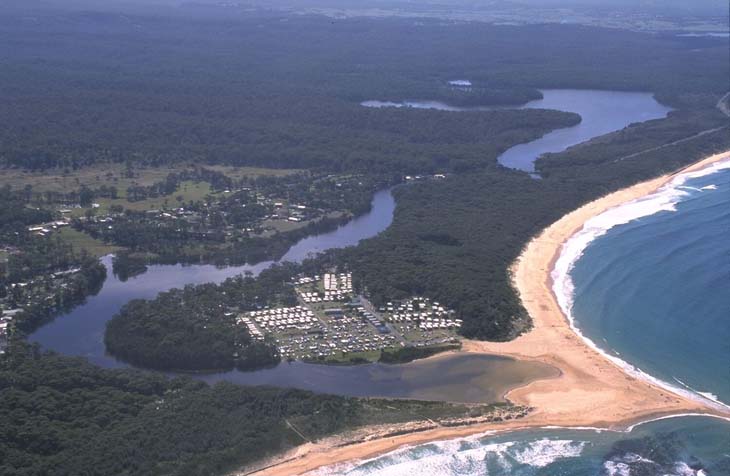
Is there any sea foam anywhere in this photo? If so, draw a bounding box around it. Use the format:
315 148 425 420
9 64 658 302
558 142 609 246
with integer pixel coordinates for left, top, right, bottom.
312 437 585 475
604 454 708 476
551 156 730 411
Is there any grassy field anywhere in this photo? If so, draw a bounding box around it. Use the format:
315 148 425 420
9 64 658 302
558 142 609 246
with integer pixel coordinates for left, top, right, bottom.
0 164 177 197
58 228 120 257
261 218 311 234
77 180 220 217
63 179 242 218
0 163 302 197
311 349 387 365
204 165 303 180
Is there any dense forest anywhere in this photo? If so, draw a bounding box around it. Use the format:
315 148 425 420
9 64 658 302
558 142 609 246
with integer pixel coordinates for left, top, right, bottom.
1 343 511 476
105 265 298 371
2 8 727 173
1 4 729 472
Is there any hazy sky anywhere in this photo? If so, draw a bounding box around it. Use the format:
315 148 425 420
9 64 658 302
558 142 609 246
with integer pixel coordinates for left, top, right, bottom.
7 0 728 18
516 0 726 13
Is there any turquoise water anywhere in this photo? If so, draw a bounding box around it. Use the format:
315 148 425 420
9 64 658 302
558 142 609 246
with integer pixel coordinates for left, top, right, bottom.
315 160 730 475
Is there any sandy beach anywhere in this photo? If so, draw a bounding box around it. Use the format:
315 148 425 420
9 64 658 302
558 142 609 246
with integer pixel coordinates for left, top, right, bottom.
250 150 730 476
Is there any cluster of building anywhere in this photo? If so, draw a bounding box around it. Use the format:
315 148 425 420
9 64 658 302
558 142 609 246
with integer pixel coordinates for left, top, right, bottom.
272 202 309 222
0 309 21 354
239 306 320 334
0 268 83 354
381 297 461 330
76 186 339 245
323 272 352 292
276 315 399 360
235 314 264 341
352 303 390 334
27 219 70 237
404 173 447 182
232 272 462 362
298 272 353 303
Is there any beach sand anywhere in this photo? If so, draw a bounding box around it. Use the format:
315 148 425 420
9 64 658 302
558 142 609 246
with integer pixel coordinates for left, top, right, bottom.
249 150 730 476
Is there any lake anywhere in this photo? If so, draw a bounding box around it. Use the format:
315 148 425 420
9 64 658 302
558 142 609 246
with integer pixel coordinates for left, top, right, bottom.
362 89 673 172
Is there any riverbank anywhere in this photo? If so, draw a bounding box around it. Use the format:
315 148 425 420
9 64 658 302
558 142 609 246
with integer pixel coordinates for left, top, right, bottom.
249 150 730 476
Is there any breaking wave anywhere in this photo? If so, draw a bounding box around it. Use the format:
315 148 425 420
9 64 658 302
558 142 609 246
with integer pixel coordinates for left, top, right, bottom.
313 437 586 475
603 454 709 476
551 155 730 410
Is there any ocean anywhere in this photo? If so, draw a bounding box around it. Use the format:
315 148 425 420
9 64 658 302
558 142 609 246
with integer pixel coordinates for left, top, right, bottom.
316 416 730 476
313 158 730 475
559 158 730 408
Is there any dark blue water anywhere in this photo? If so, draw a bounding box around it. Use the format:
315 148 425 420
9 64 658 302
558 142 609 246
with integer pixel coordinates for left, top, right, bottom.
570 162 730 407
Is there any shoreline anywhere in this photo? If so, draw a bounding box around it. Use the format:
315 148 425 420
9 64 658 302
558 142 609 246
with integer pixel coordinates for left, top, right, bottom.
249 150 730 476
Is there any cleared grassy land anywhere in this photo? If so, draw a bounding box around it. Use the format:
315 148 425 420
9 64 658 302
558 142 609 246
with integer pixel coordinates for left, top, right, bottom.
309 349 388 365
66 180 233 218
0 164 301 197
204 165 303 179
0 164 178 196
58 227 120 257
98 181 216 213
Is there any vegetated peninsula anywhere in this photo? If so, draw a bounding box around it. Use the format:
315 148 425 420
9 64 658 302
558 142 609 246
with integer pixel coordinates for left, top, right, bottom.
105 265 296 371
105 262 466 371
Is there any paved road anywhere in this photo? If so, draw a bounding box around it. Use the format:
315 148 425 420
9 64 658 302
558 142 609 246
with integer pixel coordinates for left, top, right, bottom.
613 91 729 164
357 294 407 344
612 125 729 164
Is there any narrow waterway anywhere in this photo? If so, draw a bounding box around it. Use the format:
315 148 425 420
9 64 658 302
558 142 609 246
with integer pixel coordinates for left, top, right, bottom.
29 188 555 402
30 188 397 364
362 89 673 172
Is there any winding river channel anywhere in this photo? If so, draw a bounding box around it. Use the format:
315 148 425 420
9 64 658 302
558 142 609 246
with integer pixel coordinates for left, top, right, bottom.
31 89 672 403
364 89 672 172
